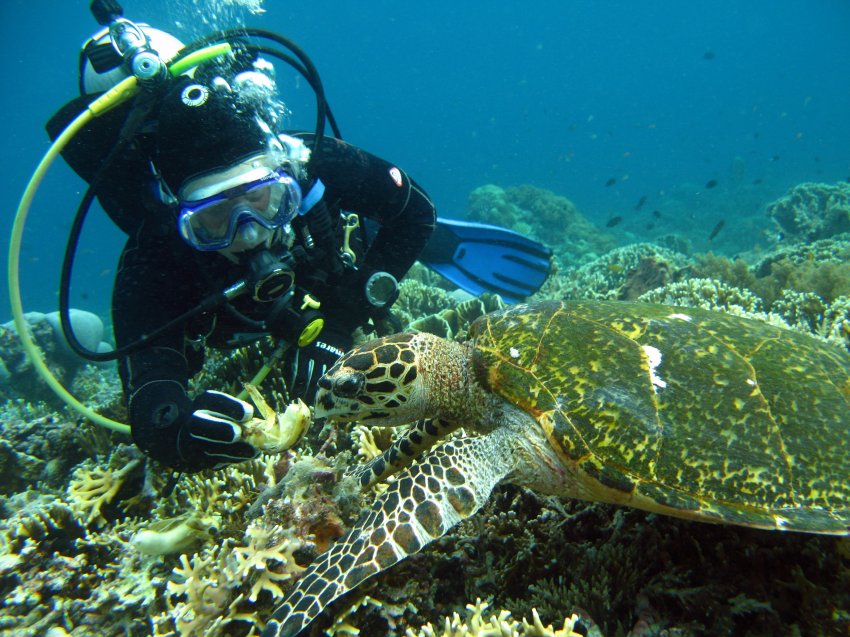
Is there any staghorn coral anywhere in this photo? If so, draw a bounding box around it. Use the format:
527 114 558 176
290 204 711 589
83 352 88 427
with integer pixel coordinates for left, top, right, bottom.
155 540 248 637
231 522 305 602
67 455 143 528
405 599 582 637
768 181 850 242
771 291 850 350
153 521 305 636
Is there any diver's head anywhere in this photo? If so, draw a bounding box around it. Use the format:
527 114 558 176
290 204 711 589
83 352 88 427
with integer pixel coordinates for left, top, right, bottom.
156 77 302 260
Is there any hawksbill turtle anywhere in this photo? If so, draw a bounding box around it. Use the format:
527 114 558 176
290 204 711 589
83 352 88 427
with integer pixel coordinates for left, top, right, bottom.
262 299 850 636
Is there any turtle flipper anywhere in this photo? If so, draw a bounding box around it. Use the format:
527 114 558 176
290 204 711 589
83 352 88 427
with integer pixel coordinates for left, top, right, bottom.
348 419 460 489
261 431 514 637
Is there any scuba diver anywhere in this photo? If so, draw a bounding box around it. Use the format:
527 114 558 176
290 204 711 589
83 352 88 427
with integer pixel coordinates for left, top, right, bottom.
47 8 436 473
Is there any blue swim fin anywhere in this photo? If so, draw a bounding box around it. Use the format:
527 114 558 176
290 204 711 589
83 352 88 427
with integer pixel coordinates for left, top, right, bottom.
420 218 553 304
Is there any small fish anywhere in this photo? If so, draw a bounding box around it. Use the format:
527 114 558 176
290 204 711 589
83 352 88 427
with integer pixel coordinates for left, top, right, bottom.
605 215 624 228
634 195 648 210
702 50 716 60
605 177 617 187
705 179 718 189
651 209 662 219
770 154 781 162
708 219 726 241
752 178 763 185
608 264 624 273
645 222 655 230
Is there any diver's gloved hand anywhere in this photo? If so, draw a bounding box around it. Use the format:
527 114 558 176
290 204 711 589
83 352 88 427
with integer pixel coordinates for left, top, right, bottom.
129 381 259 472
283 326 352 404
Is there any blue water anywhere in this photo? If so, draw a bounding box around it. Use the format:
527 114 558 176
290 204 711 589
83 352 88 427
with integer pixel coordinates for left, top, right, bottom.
2 0 849 320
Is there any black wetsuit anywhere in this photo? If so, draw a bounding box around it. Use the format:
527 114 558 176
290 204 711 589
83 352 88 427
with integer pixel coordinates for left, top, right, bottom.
47 97 436 410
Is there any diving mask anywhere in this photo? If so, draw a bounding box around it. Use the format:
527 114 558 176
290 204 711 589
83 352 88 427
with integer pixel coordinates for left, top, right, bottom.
177 165 302 251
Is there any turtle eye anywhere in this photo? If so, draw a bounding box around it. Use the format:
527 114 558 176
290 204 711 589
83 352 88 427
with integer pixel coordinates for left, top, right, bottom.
333 372 365 398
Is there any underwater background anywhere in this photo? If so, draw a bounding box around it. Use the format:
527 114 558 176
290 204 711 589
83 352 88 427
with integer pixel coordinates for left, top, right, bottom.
2 0 850 636
2 0 850 317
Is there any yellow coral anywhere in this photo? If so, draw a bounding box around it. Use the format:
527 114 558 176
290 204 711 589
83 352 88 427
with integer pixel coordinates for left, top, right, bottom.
162 541 252 636
353 424 393 462
67 458 142 527
159 521 305 635
231 522 305 602
405 599 582 637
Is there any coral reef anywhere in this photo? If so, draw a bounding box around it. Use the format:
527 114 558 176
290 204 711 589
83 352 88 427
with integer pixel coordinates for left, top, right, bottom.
466 184 617 267
548 243 690 302
405 599 582 637
768 181 850 242
408 294 505 339
3 177 850 637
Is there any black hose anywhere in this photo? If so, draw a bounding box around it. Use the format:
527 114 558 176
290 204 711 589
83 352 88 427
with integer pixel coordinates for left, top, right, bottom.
58 96 222 362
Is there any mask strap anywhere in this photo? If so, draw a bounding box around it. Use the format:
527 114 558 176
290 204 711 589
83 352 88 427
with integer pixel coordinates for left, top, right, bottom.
150 161 178 206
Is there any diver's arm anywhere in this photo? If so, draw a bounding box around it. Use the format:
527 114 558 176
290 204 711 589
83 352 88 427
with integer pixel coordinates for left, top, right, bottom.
112 232 197 468
300 134 437 281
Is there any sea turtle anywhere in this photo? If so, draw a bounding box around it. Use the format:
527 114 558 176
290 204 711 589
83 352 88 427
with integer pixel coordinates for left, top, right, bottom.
262 299 850 637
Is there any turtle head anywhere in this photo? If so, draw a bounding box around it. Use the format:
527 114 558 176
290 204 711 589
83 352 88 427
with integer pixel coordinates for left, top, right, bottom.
315 331 464 426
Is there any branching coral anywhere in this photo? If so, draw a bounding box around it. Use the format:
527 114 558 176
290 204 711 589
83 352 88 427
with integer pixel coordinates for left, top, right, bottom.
405 599 582 637
157 541 248 637
154 521 305 636
231 523 305 602
637 277 766 315
66 457 142 528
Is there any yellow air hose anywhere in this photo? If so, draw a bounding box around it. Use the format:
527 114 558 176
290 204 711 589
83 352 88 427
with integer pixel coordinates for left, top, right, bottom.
7 43 233 435
8 76 140 433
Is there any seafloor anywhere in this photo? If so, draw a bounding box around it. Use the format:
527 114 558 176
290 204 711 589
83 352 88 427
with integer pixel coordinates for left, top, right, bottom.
1 180 849 637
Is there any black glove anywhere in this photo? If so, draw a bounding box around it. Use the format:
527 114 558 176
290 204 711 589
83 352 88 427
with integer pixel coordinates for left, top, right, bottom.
283 326 352 404
129 380 259 472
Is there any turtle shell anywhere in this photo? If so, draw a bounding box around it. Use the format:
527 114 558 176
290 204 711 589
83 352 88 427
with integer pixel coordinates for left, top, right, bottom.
469 299 850 533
